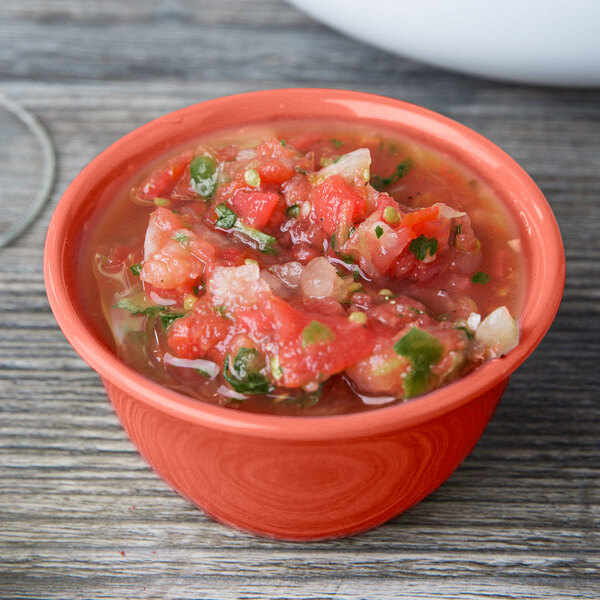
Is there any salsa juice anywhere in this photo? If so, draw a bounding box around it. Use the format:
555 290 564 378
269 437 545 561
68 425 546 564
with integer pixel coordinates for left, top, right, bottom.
79 121 524 416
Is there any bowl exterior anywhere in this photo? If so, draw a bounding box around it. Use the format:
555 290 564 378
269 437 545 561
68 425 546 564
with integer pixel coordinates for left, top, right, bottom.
45 89 565 540
104 376 507 540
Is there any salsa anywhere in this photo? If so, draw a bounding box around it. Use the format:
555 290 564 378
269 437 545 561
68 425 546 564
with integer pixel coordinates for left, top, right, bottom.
83 122 523 415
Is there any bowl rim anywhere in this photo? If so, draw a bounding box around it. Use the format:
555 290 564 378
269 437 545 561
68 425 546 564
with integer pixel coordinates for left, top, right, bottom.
43 88 565 441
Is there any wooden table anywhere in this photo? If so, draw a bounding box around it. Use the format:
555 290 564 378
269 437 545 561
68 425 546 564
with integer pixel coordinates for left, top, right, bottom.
1 1 599 598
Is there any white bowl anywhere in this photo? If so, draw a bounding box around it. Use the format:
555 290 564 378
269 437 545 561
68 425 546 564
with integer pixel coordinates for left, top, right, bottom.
288 0 600 87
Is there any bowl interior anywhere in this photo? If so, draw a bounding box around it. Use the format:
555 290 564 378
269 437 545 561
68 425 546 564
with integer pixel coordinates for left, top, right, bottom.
44 89 565 440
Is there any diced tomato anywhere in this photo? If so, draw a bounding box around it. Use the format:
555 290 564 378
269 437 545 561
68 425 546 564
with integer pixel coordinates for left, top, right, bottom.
168 297 230 359
261 296 375 388
400 206 440 236
312 175 365 238
131 150 194 203
259 160 294 184
230 189 280 229
141 208 215 289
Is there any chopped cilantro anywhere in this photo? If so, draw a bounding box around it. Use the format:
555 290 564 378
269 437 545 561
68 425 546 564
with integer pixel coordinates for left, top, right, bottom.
301 321 336 347
336 252 355 264
330 233 336 250
455 224 462 235
223 348 273 395
280 139 286 146
330 138 343 149
129 263 142 276
375 225 384 239
113 298 160 316
454 325 474 339
160 312 184 329
195 368 211 378
393 327 444 398
371 158 412 191
214 305 227 317
471 271 491 285
409 234 438 261
215 204 237 229
285 204 300 218
172 232 190 246
233 220 278 254
296 167 307 175
192 285 200 296
190 154 218 198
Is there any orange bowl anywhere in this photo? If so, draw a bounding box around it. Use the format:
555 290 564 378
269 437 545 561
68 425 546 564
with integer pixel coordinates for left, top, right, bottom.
44 89 565 540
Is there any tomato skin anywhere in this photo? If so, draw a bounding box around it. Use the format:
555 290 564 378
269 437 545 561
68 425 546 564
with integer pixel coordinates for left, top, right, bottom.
312 175 364 237
131 150 194 203
230 189 280 229
259 160 295 184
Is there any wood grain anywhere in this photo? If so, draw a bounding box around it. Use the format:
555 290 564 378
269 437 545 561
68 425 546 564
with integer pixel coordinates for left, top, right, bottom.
1 1 599 599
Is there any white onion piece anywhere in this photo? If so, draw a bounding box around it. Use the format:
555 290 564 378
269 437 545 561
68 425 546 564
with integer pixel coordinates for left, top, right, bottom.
300 257 339 298
467 312 481 331
149 291 177 306
217 385 247 401
163 352 219 378
358 393 397 406
316 148 371 185
236 149 256 160
433 202 467 219
260 270 289 297
269 261 304 289
475 306 520 358
209 263 270 308
508 238 522 252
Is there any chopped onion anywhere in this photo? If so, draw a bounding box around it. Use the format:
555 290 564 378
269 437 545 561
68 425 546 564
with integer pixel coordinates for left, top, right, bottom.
316 148 371 185
270 261 304 289
475 306 519 358
217 385 247 401
434 202 467 219
507 238 522 252
209 263 270 308
236 149 257 161
149 291 176 306
300 257 338 298
467 312 481 331
163 353 219 378
358 393 397 406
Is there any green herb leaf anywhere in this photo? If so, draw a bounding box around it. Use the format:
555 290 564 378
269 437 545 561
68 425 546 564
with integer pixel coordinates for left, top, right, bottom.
336 252 356 264
215 204 237 229
285 204 300 218
330 138 343 149
454 325 474 339
190 154 218 198
371 158 412 191
471 271 491 285
455 224 462 235
160 312 184 329
223 348 273 395
113 298 161 316
195 368 211 377
393 327 444 398
214 305 227 317
301 321 336 347
375 225 384 239
330 233 336 250
172 232 190 246
233 220 277 254
409 234 438 261
280 139 286 146
295 167 307 175
130 263 142 276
